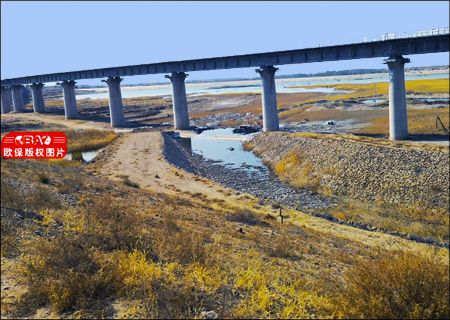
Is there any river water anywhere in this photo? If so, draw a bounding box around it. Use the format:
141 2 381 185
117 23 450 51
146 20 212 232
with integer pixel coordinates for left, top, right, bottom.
75 72 448 100
65 148 103 162
188 128 264 173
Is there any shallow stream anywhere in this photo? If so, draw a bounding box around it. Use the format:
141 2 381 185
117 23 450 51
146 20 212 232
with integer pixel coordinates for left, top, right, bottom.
186 128 266 173
65 148 103 162
166 128 333 211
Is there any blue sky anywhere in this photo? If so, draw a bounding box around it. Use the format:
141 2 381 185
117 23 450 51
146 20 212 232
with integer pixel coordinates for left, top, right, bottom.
1 1 449 85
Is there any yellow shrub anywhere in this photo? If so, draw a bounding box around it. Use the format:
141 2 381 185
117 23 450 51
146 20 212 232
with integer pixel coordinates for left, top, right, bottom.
153 229 209 265
18 237 114 314
115 250 163 288
274 152 321 191
336 252 449 319
184 263 223 293
233 259 334 318
274 152 301 177
234 260 268 291
276 285 336 319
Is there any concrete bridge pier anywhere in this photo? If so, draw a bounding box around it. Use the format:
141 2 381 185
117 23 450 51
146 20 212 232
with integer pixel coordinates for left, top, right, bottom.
59 80 78 119
11 85 25 112
30 83 46 113
1 86 12 114
384 55 410 140
165 72 190 130
256 66 279 131
102 76 125 127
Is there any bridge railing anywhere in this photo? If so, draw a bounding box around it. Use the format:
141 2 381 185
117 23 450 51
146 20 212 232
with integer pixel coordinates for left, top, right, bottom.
364 27 449 42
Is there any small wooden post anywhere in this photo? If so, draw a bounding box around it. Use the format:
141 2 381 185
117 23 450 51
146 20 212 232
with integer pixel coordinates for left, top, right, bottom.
279 208 283 224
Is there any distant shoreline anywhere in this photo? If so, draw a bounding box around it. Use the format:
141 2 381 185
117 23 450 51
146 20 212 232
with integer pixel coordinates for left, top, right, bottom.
68 65 450 90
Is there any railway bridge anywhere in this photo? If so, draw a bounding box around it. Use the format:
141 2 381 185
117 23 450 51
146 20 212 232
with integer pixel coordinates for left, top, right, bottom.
1 32 449 140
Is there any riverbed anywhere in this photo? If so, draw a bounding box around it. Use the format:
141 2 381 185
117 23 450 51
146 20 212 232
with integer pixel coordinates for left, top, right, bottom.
163 129 334 211
74 71 449 100
161 129 448 247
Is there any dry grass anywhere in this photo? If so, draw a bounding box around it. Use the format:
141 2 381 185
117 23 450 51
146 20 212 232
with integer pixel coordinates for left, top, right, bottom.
44 96 168 109
330 200 449 243
18 236 115 315
225 211 262 226
336 252 449 319
0 158 324 318
0 119 118 153
6 185 340 318
405 78 450 93
121 176 140 188
273 151 337 195
65 129 118 152
354 107 450 137
288 78 449 101
242 140 255 151
1 176 62 214
1 119 449 318
274 152 320 190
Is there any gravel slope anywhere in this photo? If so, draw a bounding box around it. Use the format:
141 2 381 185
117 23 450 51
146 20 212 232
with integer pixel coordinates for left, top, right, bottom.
251 132 449 209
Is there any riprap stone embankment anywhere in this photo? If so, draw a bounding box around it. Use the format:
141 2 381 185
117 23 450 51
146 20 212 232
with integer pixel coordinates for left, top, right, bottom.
250 132 449 210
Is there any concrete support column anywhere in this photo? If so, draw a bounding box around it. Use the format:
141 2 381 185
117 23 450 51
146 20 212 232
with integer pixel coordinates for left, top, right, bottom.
384 55 410 140
1 86 12 114
102 76 125 127
11 85 25 112
165 72 190 130
30 83 46 113
59 80 78 119
256 66 279 132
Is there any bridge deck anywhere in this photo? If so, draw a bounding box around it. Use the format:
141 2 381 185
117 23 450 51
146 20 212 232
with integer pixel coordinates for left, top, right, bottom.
1 34 449 86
